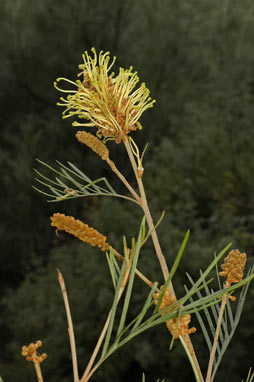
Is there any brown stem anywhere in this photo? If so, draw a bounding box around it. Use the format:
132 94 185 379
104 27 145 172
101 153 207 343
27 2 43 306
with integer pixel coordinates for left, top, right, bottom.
124 138 204 382
57 269 79 382
206 284 230 382
106 157 141 203
112 248 158 290
181 332 204 382
33 361 43 382
123 139 170 282
80 261 132 382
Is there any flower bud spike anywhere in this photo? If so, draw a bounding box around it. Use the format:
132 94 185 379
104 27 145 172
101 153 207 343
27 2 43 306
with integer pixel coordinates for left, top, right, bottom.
50 213 110 252
76 131 109 160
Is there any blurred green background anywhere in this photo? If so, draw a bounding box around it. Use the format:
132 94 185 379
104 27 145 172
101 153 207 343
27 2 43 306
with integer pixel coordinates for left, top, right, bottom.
1 0 254 381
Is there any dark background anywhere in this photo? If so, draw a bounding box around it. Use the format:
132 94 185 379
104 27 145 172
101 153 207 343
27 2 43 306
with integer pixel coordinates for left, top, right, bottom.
1 0 254 381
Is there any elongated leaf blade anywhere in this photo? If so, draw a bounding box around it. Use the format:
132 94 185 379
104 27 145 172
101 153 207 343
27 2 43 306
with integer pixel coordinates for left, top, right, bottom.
100 259 128 359
116 217 146 338
155 230 190 314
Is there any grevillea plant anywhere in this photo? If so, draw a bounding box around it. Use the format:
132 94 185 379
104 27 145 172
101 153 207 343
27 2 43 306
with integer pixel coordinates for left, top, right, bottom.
17 48 254 382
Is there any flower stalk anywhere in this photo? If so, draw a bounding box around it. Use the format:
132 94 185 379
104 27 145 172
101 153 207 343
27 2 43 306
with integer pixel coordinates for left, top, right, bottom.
206 250 247 382
123 137 204 382
57 269 79 382
21 341 47 382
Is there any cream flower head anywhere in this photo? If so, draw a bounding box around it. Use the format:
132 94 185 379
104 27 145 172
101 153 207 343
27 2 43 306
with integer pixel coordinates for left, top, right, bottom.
54 48 155 143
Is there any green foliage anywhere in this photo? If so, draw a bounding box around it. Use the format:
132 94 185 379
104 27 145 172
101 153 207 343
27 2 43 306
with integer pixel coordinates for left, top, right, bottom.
187 266 254 380
242 368 254 382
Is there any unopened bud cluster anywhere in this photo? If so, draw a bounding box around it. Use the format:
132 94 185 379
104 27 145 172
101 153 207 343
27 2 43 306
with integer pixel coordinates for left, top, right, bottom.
21 340 47 363
219 249 247 284
76 131 109 160
153 287 196 339
50 213 110 251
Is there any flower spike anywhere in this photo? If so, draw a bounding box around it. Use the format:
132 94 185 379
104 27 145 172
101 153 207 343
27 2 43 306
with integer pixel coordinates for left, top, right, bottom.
50 213 110 252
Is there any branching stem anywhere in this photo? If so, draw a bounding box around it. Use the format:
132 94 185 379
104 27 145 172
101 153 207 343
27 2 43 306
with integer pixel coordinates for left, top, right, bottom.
106 158 141 203
112 248 158 290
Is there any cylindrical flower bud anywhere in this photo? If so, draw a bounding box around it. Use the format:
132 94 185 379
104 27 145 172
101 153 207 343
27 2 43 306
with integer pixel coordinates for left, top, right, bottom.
76 131 109 160
50 213 110 252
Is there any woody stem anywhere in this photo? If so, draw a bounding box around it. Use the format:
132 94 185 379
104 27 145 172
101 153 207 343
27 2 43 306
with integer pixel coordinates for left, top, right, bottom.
206 284 229 382
57 269 79 382
80 262 132 382
123 139 170 282
106 158 141 203
33 361 44 382
123 137 204 382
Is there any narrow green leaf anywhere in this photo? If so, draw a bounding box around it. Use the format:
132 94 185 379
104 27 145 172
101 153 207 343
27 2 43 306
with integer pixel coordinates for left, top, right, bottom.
169 230 190 281
55 176 70 189
113 283 158 344
35 177 63 193
103 178 117 194
110 250 121 275
64 161 109 193
185 243 232 298
225 298 234 329
155 230 190 314
49 186 63 197
67 161 96 182
130 282 158 333
186 273 216 341
214 254 222 290
34 168 62 187
32 185 56 198
184 284 213 352
60 168 87 189
116 217 146 339
100 259 128 359
36 158 67 178
169 307 182 350
106 252 117 289
211 267 254 380
59 160 95 184
241 368 254 382
141 210 165 247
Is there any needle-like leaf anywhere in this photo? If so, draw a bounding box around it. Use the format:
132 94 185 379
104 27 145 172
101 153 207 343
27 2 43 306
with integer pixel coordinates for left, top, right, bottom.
34 159 138 204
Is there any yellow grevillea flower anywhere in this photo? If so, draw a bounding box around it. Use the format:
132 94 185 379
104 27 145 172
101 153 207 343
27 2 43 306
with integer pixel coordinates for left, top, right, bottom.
54 48 155 143
76 131 109 160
